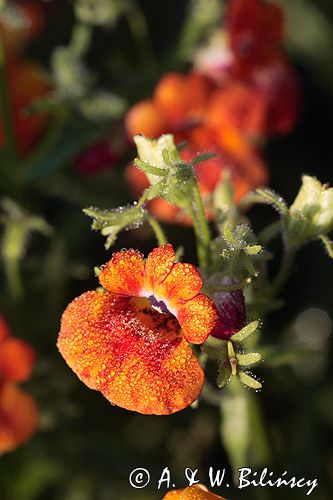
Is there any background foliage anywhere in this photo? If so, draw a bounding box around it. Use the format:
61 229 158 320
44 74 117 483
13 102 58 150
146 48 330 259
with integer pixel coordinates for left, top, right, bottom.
1 0 333 498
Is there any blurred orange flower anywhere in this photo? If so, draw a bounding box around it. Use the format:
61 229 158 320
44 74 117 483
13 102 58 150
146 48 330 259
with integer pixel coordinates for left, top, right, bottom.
0 58 51 155
0 315 38 454
126 72 268 223
58 244 218 415
163 484 228 499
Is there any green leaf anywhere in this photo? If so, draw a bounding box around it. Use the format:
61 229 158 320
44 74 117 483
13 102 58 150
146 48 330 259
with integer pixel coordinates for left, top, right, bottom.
238 370 262 390
134 159 167 177
319 234 333 259
237 352 261 367
79 91 127 121
244 245 262 255
223 222 238 247
84 204 146 249
231 320 260 343
191 152 216 165
201 337 227 361
217 364 232 388
255 187 288 215
176 140 188 151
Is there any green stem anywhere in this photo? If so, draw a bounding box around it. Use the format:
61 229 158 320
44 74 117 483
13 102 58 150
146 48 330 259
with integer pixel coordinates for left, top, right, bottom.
146 214 167 246
4 258 23 300
238 189 287 216
187 203 207 267
270 242 297 297
191 183 212 267
258 220 281 245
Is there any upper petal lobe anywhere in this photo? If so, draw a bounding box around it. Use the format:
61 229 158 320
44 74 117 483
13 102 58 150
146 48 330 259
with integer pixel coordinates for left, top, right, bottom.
99 249 145 295
144 243 175 293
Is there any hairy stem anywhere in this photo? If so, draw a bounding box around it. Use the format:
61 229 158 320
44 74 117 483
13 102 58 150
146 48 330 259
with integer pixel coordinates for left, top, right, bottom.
4 257 23 300
191 183 212 268
270 242 297 297
146 214 167 246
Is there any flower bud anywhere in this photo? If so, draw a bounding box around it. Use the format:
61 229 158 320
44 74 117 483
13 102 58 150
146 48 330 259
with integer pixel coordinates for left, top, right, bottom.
134 134 182 185
288 175 333 242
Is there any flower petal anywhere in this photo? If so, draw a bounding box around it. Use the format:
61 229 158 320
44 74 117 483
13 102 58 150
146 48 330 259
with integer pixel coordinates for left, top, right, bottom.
125 99 168 138
99 249 145 296
156 262 203 308
0 338 35 383
144 244 175 292
0 383 38 454
163 484 227 499
177 294 218 344
0 315 10 343
58 291 204 415
211 288 246 339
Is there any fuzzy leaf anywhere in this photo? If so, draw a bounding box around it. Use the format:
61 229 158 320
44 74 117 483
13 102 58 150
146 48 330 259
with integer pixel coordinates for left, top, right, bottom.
238 370 262 390
244 245 262 255
191 152 216 165
201 337 227 361
231 320 259 343
84 204 146 249
255 187 288 215
217 363 232 388
237 352 261 367
319 234 333 259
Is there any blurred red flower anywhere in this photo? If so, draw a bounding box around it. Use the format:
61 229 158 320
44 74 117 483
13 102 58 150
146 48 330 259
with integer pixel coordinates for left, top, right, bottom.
197 0 301 137
73 125 129 175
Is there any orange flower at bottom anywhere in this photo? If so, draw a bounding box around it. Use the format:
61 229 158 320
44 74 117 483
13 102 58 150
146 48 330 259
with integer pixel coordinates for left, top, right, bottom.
0 314 38 454
58 245 217 415
163 484 227 499
0 383 38 454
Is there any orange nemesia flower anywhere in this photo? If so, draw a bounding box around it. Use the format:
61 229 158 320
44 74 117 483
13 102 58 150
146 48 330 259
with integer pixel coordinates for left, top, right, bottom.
163 484 228 499
58 244 218 415
125 72 268 223
0 315 38 454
